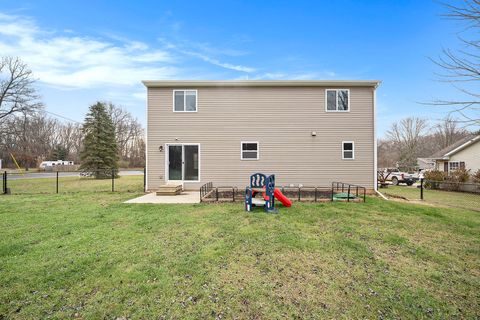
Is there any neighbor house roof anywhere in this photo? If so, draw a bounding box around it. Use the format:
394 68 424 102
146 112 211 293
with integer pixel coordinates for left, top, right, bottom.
142 80 381 88
430 134 480 159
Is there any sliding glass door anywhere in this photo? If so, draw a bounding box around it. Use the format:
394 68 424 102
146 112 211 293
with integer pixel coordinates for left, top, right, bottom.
168 145 182 180
167 144 199 181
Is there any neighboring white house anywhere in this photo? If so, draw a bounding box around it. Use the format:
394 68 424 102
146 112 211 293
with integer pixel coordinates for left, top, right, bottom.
39 160 74 168
430 134 480 173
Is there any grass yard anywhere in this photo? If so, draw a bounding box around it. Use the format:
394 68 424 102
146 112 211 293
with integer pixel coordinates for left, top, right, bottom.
0 186 479 319
382 185 479 212
6 175 143 194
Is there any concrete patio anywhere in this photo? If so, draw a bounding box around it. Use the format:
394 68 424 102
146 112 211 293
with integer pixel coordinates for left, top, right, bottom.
124 191 200 204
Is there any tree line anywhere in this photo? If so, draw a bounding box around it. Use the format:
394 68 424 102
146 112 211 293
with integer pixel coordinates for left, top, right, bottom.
0 56 145 169
378 116 475 170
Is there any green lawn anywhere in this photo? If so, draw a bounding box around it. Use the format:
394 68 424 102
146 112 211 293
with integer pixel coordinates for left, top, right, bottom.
0 188 479 319
7 175 143 194
382 185 479 211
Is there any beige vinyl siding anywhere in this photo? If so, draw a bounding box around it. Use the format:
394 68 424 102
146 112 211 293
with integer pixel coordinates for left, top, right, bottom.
147 86 375 190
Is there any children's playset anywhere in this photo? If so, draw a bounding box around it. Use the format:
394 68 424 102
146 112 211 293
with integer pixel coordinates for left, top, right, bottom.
245 173 292 213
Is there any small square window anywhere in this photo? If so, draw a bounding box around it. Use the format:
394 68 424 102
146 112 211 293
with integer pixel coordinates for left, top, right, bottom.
326 89 350 112
241 142 259 160
173 90 197 112
342 141 354 160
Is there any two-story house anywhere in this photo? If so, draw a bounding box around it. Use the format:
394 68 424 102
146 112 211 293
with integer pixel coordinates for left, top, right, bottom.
143 80 380 191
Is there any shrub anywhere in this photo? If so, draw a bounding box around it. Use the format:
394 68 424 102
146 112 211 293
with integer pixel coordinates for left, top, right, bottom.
424 170 446 181
443 169 470 191
423 170 447 189
447 168 471 183
472 169 480 183
118 160 130 168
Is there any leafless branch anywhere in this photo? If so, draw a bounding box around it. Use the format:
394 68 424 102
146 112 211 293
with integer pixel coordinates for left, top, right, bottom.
0 56 43 121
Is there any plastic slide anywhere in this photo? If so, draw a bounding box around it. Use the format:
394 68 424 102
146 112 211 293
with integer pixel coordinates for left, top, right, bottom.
273 188 292 207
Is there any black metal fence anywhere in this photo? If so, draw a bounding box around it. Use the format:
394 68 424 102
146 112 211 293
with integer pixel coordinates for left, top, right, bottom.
200 181 367 203
1 168 145 195
380 179 479 212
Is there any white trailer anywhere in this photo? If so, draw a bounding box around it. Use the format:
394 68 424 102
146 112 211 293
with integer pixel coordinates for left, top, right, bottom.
39 160 74 168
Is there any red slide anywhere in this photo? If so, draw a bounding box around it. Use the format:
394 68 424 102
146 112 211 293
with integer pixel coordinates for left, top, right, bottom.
274 188 292 207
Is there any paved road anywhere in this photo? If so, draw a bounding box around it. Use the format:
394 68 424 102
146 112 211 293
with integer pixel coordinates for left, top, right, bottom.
6 170 143 180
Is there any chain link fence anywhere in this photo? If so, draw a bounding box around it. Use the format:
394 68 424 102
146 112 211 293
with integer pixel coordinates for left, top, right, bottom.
1 168 145 195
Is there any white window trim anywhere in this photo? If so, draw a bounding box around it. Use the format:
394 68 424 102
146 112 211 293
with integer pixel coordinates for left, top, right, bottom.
342 141 355 160
164 143 201 182
172 89 198 113
240 141 259 160
325 89 350 113
448 161 460 171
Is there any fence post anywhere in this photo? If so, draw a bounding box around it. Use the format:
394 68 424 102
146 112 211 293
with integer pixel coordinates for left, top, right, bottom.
143 167 146 192
111 168 115 192
3 171 7 195
56 171 59 194
420 178 424 200
331 184 334 202
347 185 351 202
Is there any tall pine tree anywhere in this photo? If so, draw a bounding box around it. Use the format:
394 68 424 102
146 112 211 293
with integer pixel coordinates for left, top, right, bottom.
80 102 119 178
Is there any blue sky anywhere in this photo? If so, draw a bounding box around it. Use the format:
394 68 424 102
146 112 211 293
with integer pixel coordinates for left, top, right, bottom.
0 0 474 136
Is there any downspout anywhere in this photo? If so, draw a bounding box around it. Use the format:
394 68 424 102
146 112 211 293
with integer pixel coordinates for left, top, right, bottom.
373 84 378 192
376 189 389 200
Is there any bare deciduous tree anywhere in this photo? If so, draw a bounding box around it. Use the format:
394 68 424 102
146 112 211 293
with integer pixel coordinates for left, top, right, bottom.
386 117 429 167
433 116 470 149
429 0 480 125
106 102 145 167
0 56 43 121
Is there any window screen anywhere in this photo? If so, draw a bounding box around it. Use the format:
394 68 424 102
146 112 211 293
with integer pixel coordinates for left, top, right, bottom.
326 89 349 111
174 90 197 112
342 142 354 159
241 142 259 160
326 90 337 111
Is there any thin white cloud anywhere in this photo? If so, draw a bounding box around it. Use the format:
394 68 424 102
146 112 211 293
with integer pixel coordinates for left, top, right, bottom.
0 13 177 89
182 50 256 73
157 38 256 73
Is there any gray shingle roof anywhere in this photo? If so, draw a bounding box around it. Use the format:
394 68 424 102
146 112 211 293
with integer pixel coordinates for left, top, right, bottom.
430 134 480 159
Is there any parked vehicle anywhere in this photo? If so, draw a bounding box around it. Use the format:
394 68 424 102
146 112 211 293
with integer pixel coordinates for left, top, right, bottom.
39 160 74 168
382 168 418 186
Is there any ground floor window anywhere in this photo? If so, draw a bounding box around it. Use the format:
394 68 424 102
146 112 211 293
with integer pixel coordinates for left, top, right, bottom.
241 141 259 160
342 141 354 159
448 161 460 171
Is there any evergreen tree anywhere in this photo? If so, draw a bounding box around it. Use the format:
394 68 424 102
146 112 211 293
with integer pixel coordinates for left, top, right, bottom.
80 102 118 178
52 145 68 160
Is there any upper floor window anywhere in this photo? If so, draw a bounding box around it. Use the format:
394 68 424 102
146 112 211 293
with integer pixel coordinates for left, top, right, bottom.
174 90 197 112
342 141 354 160
326 89 349 112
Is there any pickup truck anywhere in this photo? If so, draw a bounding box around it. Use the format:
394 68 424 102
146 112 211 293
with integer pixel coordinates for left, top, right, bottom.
382 168 418 186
